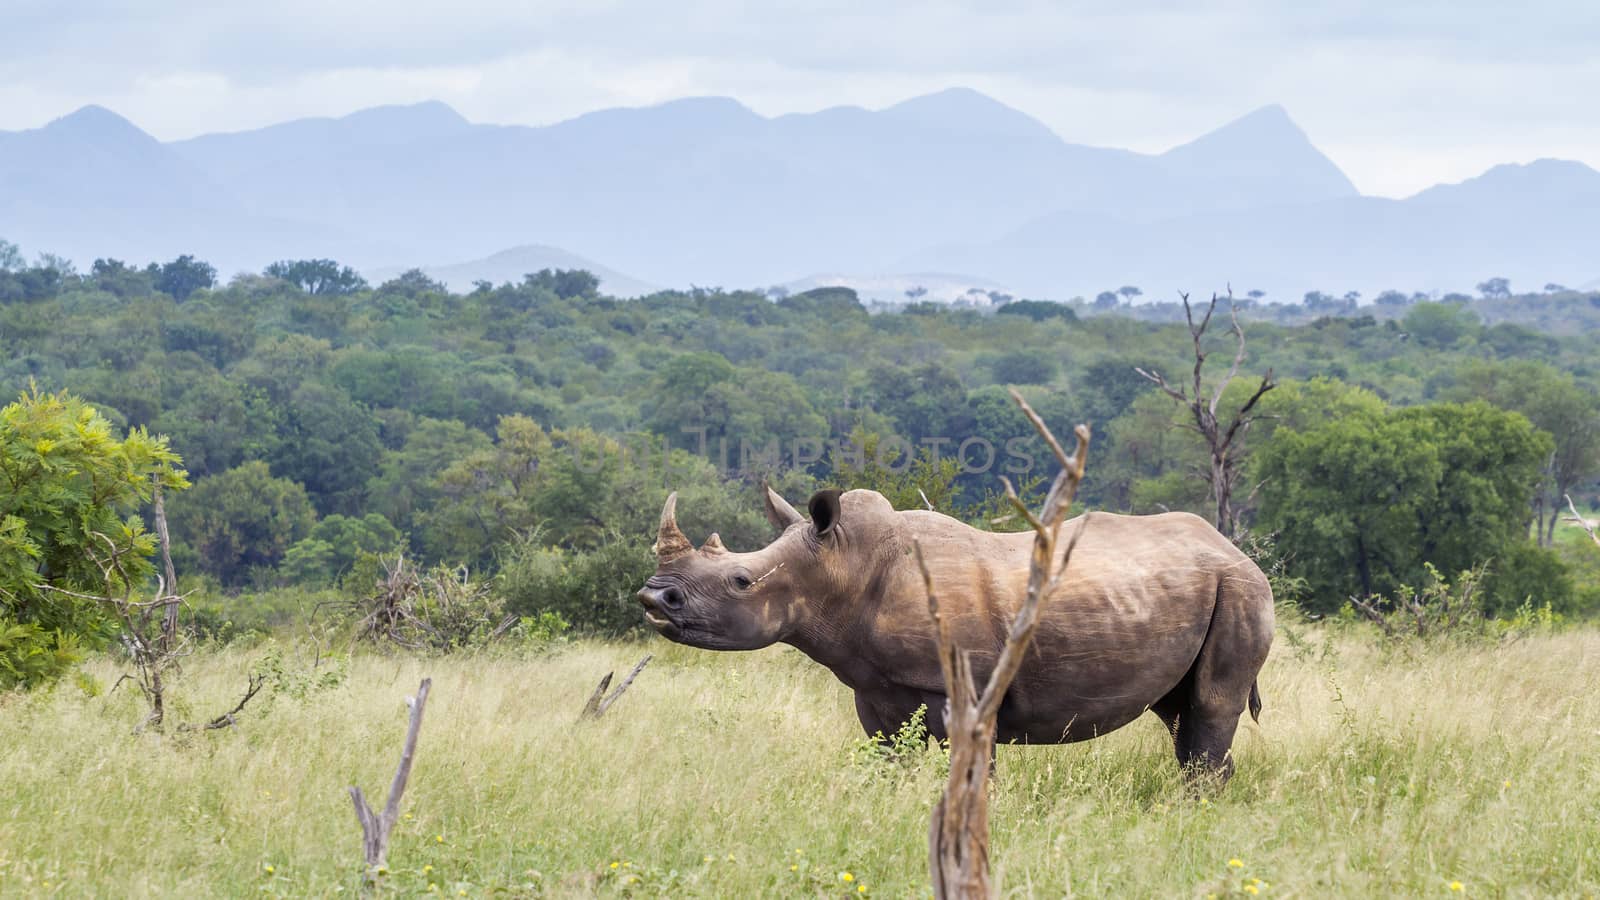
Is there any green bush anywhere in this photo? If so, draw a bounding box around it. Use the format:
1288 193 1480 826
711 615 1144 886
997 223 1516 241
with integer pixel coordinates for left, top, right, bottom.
495 535 656 637
1 386 186 689
1482 542 1576 617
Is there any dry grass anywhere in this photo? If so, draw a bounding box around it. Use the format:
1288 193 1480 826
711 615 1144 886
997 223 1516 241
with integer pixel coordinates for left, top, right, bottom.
1 625 1598 897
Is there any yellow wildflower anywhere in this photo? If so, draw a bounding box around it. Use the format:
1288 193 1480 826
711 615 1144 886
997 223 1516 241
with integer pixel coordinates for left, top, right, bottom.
842 872 855 882
263 863 274 874
424 865 433 874
703 856 714 863
858 886 867 894
791 864 799 871
1228 858 1244 869
435 834 445 844
1244 886 1259 896
1450 882 1465 893
610 862 620 870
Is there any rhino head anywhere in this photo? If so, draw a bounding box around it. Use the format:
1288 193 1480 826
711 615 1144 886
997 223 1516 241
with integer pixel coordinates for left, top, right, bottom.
636 486 893 651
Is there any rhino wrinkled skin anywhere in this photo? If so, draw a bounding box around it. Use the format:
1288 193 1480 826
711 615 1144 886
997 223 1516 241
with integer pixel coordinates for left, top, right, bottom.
637 487 1274 781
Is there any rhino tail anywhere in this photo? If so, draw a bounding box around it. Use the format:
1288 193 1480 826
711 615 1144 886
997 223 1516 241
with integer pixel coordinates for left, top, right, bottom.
1248 680 1262 723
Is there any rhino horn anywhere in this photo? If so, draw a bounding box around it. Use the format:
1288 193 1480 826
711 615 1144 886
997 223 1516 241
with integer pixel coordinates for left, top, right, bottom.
763 483 804 529
701 532 726 554
653 492 694 563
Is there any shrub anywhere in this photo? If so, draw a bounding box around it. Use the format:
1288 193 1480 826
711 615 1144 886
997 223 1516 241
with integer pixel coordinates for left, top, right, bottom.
1481 542 1575 617
1 386 186 689
1344 563 1487 641
495 534 656 636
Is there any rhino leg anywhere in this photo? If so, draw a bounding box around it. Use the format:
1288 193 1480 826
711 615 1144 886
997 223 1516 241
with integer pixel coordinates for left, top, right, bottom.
1150 685 1240 784
1152 572 1273 786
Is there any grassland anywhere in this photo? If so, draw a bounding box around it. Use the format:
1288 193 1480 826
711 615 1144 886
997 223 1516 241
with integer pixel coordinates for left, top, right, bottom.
1 624 1598 898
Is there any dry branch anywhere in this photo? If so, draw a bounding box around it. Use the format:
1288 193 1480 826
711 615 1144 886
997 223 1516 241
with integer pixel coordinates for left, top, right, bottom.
1567 494 1600 549
349 678 432 875
917 388 1090 899
580 655 652 720
201 674 267 731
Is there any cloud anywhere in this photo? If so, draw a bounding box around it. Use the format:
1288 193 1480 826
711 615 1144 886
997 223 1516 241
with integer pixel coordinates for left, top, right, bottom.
2 1 1596 196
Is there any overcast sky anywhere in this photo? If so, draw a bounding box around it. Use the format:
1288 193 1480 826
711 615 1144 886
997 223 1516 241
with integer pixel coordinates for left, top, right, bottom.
4 1 1596 197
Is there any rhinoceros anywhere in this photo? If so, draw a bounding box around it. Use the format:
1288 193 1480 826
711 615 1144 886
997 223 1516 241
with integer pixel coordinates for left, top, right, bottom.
637 487 1274 782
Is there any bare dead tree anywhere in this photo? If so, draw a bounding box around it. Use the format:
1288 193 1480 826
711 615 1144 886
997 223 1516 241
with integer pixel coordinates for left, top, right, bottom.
37 530 188 732
35 497 262 733
152 483 180 652
350 678 432 877
1135 291 1276 538
579 655 652 720
914 388 1090 898
1567 494 1600 549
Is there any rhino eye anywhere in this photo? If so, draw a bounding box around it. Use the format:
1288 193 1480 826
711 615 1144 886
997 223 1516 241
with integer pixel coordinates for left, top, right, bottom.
732 574 753 590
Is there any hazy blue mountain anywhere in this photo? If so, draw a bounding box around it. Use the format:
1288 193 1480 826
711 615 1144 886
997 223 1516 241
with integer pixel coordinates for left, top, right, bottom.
367 244 659 297
1 90 1592 299
0 106 399 272
914 159 1600 300
1154 104 1358 212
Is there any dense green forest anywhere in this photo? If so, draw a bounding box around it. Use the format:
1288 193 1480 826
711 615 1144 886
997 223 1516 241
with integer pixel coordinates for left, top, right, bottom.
4 245 1598 665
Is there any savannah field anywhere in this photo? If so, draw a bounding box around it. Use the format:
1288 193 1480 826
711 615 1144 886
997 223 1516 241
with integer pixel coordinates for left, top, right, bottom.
2 621 1597 899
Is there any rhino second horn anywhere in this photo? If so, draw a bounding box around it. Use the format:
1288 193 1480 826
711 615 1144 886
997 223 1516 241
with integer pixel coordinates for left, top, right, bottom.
654 491 694 562
701 532 726 554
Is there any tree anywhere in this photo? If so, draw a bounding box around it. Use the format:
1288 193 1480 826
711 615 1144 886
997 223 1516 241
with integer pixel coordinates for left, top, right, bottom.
1094 290 1120 310
152 254 217 301
989 350 1058 386
1438 360 1600 546
364 417 495 537
1136 293 1276 537
0 238 23 272
90 258 155 298
1 387 187 688
267 383 382 515
264 258 369 295
280 514 403 586
167 461 316 584
1477 277 1512 299
1402 302 1479 347
1257 401 1553 611
1117 285 1142 302
523 268 598 300
1374 290 1411 307
995 299 1076 323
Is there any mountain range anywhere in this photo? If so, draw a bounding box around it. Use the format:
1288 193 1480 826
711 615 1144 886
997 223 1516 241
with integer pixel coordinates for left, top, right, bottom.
2 89 1595 300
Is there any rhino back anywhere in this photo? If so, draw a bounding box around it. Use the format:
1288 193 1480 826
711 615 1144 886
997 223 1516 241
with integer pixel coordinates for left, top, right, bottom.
883 509 1260 742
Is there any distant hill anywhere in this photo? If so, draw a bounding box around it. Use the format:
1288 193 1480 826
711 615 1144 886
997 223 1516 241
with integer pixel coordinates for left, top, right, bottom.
1 90 1594 298
914 158 1600 300
367 245 659 297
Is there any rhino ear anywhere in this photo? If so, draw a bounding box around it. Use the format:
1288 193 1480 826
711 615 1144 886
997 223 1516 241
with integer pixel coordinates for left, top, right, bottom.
763 483 804 530
808 489 844 538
